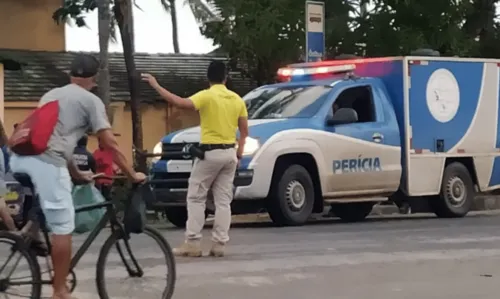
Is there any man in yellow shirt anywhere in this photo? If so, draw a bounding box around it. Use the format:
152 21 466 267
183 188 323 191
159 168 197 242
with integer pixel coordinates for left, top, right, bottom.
142 61 248 257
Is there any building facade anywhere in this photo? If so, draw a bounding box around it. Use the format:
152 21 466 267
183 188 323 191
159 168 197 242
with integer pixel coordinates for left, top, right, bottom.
0 0 253 161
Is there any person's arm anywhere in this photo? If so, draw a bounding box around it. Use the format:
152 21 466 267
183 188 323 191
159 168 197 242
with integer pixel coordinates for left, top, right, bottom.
87 96 137 180
96 130 136 179
112 163 121 174
87 152 96 173
141 73 196 110
67 159 82 179
237 100 249 159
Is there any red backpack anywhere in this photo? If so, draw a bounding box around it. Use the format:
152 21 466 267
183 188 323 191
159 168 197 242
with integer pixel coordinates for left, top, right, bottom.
8 101 59 156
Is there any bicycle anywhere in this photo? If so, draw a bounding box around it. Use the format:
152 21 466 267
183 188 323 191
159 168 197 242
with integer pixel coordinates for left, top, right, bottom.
0 173 176 299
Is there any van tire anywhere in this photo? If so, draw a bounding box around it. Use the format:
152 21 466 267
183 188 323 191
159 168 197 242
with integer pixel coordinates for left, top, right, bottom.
267 165 315 226
329 202 374 222
430 162 474 218
164 207 210 228
164 207 188 228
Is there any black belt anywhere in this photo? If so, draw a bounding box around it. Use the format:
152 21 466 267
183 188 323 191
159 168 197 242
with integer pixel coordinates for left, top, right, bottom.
199 144 235 151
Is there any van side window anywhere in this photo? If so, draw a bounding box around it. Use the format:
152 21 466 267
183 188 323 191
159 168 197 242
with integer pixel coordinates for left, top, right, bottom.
332 86 376 123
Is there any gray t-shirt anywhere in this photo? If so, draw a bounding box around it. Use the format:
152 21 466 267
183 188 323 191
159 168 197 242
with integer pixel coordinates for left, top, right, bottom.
37 84 111 167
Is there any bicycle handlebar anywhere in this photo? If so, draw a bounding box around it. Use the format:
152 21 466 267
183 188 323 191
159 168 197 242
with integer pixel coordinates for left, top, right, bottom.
91 173 127 181
90 173 154 186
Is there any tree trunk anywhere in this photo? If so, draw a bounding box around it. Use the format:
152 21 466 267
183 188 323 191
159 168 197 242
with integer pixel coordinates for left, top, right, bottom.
127 0 135 52
169 0 180 53
97 0 112 124
114 0 146 172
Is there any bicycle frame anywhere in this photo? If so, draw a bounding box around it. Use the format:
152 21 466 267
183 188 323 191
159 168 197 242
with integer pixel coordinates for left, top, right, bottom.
64 194 143 277
70 201 115 270
4 186 145 288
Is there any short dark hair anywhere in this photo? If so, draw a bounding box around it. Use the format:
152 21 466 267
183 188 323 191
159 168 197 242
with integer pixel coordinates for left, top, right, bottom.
77 135 88 147
206 60 227 84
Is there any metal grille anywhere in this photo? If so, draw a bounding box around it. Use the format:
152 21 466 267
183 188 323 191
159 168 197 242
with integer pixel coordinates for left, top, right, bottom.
162 143 187 152
161 142 198 160
151 172 190 189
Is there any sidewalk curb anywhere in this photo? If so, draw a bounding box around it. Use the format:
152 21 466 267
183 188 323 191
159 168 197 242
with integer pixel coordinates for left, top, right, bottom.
146 195 500 224
367 195 500 216
471 195 500 211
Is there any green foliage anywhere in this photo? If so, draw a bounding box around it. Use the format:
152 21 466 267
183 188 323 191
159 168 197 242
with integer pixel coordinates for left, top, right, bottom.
202 0 500 85
358 0 478 56
53 0 119 41
202 0 306 85
53 0 98 26
158 0 219 24
54 0 217 43
54 0 500 86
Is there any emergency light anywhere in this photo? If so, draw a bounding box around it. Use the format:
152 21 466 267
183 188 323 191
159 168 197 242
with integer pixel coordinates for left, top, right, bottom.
277 63 356 82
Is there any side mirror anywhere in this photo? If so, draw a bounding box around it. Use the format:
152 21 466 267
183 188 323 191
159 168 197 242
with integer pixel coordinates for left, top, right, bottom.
326 108 358 126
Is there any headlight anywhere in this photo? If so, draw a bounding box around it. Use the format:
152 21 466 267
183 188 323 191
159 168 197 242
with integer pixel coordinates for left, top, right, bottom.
151 142 162 163
239 137 260 156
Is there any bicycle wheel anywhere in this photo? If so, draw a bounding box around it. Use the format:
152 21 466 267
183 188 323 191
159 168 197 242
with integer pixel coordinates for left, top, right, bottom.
96 225 176 299
0 231 42 299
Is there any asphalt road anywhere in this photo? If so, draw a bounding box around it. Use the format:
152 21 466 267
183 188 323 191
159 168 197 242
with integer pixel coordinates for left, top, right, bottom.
4 211 500 298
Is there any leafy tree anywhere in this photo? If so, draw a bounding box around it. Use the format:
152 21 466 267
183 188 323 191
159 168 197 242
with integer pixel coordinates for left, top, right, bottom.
359 0 474 56
462 0 500 57
54 0 147 171
114 0 147 171
204 0 500 84
97 0 112 123
53 0 217 54
53 0 218 169
352 0 500 57
323 0 367 57
160 0 218 53
201 0 370 84
202 0 306 85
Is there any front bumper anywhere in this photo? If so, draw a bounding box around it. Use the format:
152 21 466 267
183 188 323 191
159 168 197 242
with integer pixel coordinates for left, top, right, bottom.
149 142 254 207
149 168 254 207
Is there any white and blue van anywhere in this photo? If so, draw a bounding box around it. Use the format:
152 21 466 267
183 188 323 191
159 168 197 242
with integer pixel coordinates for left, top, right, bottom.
150 56 500 227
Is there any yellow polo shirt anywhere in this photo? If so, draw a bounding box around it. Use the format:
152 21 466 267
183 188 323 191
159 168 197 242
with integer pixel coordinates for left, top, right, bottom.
190 84 248 144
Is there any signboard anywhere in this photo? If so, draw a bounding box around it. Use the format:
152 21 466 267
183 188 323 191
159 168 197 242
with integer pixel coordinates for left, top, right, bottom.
305 1 325 62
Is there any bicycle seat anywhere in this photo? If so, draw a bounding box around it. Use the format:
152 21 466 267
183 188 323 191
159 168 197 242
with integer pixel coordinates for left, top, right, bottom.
13 173 34 189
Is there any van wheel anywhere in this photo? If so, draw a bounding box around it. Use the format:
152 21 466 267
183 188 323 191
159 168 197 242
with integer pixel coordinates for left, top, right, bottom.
267 165 315 226
164 207 188 228
163 207 210 228
330 202 374 222
430 162 474 218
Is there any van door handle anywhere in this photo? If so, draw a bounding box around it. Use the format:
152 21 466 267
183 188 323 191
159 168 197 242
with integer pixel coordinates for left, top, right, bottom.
372 133 383 143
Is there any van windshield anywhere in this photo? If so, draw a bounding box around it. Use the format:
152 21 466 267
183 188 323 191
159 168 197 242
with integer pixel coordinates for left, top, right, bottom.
243 85 332 119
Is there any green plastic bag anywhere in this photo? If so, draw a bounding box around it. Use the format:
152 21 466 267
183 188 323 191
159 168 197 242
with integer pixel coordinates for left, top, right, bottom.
72 184 106 234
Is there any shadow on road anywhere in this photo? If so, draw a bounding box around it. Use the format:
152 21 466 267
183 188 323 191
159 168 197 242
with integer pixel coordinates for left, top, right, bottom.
156 211 499 231
229 215 439 229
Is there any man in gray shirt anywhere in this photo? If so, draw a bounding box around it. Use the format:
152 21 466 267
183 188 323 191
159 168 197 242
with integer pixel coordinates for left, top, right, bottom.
10 54 146 299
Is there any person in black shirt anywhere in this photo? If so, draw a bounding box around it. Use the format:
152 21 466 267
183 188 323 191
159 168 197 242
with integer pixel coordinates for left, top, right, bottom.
72 135 96 173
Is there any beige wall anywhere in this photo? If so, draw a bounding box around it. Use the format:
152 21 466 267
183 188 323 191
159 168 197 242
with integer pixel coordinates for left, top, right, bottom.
167 105 200 133
0 0 65 51
3 101 201 162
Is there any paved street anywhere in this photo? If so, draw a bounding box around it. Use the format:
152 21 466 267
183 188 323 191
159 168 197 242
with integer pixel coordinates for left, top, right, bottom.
4 211 500 298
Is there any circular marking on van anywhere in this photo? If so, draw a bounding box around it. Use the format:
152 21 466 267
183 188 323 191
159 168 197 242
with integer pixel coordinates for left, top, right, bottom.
426 68 460 123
